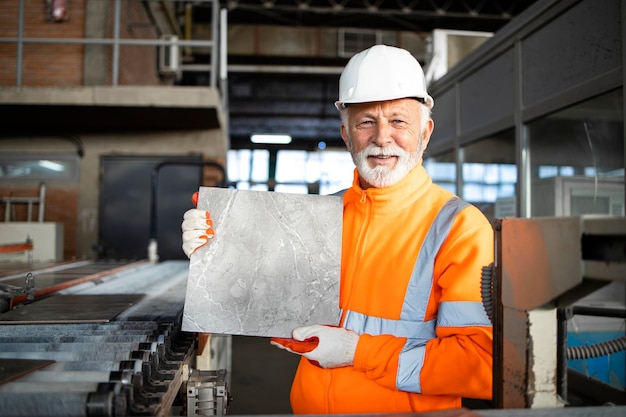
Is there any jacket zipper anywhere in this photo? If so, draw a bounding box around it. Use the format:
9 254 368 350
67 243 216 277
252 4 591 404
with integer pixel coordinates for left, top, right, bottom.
341 190 370 324
340 190 369 327
328 190 370 413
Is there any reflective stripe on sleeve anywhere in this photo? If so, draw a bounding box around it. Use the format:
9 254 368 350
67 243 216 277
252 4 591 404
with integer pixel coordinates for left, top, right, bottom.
397 339 427 393
437 301 492 327
343 309 436 341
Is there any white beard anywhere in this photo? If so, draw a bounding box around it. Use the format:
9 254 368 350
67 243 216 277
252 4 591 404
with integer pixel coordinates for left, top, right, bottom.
350 140 423 188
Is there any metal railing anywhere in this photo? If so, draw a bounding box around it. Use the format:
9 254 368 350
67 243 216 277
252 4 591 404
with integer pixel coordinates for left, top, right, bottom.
1 0 226 93
1 182 46 223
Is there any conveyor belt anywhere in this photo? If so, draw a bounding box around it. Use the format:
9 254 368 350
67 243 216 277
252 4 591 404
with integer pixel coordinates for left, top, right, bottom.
0 260 146 308
0 260 196 417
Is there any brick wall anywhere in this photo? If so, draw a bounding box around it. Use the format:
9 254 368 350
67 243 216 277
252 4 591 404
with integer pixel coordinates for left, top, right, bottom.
0 0 86 86
0 0 167 87
0 183 78 260
115 0 164 86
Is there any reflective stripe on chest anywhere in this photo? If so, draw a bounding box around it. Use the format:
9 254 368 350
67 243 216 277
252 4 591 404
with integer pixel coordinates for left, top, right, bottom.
342 197 470 341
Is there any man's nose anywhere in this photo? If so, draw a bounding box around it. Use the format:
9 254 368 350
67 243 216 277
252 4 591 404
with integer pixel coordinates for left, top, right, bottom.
372 122 393 146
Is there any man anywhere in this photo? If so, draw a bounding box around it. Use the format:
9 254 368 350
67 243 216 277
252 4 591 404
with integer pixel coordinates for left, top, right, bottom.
182 44 494 414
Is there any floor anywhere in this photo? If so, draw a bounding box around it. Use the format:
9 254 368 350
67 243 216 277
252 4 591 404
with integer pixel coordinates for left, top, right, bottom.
228 335 301 415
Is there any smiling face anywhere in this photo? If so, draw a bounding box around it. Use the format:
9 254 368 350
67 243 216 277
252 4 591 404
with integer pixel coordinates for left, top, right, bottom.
340 98 434 189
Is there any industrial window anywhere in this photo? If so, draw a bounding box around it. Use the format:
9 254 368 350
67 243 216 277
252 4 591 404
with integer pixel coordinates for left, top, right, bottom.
538 166 575 178
227 149 353 195
0 154 79 182
455 129 518 219
226 149 270 191
528 88 624 218
424 157 456 195
462 163 517 203
338 29 380 58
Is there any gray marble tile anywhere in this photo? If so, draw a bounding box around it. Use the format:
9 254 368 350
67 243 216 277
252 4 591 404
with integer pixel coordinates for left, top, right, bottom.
182 187 342 338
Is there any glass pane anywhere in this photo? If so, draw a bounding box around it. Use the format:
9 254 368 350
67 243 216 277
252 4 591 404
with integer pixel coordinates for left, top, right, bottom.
318 151 354 195
528 89 624 217
227 149 251 182
235 181 250 190
250 183 269 192
251 150 269 183
460 129 517 220
275 149 353 195
0 154 78 182
226 148 270 183
305 153 322 183
276 150 308 183
275 184 308 194
231 148 353 195
424 150 457 195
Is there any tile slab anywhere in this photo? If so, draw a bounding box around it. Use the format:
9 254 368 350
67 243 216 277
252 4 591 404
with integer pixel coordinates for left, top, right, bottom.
182 187 342 338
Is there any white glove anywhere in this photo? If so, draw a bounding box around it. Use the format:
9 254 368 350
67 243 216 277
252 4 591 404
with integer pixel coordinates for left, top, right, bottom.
271 325 359 369
181 208 214 258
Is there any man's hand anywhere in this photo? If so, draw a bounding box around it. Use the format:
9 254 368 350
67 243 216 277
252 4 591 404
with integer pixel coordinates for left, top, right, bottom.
270 325 359 369
181 207 214 258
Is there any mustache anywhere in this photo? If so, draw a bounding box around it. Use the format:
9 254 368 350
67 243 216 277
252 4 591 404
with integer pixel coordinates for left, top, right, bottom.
364 145 406 158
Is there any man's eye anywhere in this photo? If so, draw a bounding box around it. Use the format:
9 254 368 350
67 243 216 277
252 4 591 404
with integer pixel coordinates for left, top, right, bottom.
357 120 373 126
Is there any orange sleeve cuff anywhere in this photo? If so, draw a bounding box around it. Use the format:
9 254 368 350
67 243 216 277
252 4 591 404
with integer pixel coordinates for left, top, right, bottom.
352 332 371 371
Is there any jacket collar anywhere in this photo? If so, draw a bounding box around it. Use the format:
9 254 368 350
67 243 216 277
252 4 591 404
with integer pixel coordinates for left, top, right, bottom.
347 163 433 213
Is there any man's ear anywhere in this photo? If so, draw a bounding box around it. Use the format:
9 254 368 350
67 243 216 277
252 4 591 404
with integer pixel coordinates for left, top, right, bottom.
422 118 434 148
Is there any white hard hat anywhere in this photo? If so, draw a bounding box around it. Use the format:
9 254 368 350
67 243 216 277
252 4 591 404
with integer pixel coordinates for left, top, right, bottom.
335 44 434 111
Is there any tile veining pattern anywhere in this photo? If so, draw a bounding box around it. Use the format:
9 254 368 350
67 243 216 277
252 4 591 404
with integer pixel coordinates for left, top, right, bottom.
182 187 342 338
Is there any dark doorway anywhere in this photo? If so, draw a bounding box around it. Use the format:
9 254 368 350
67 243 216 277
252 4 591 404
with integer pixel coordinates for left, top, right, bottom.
98 155 202 261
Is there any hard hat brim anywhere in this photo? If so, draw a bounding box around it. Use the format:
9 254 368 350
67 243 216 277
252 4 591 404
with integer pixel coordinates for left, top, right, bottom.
334 95 434 111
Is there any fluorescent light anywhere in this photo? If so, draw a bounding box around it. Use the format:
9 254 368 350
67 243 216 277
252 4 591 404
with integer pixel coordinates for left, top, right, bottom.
250 134 292 144
39 160 65 172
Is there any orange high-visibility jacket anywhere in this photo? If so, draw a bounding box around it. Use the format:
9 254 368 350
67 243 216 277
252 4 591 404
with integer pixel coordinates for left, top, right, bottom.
290 164 494 414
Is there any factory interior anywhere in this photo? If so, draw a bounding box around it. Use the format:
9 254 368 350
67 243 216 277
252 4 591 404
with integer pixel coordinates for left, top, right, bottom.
0 0 625 416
